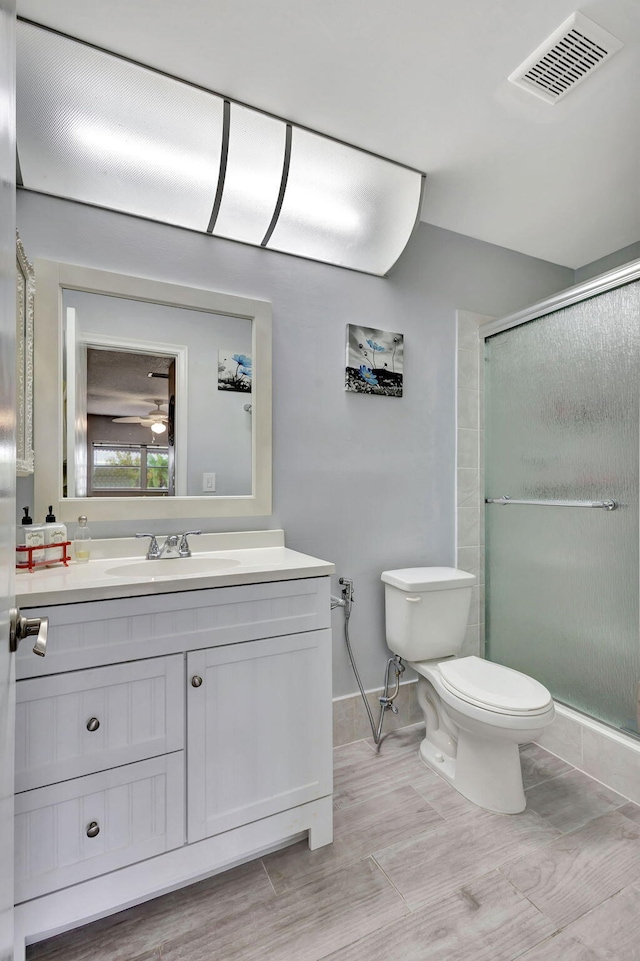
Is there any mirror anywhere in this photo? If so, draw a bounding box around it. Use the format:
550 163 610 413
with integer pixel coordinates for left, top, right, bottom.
33 260 272 522
16 232 35 476
62 288 252 498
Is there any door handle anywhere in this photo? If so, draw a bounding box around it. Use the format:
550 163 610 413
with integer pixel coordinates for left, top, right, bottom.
9 607 48 656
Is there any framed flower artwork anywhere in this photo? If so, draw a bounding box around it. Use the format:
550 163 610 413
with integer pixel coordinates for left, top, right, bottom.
345 324 403 396
218 352 252 392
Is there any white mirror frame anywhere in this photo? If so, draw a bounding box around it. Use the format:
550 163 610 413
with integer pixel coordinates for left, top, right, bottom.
33 259 272 522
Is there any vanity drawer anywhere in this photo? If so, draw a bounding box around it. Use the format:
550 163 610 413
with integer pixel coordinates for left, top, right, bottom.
16 656 184 792
17 576 330 677
15 753 185 903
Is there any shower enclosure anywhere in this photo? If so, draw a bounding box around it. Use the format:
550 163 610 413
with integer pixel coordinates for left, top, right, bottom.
484 264 640 736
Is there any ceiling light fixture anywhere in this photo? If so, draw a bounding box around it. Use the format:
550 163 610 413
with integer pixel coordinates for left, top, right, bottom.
16 19 425 276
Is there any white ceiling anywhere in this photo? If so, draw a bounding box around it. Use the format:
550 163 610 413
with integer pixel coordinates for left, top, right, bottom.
15 0 640 269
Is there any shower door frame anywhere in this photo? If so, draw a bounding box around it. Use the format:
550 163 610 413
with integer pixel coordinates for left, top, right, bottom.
481 259 640 339
478 260 640 728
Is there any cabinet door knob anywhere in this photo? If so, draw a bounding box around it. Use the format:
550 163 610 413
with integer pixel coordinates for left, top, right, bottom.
191 675 203 688
86 821 100 838
86 717 100 732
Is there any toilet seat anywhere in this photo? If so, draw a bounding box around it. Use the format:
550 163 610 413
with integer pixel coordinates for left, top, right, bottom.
436 656 552 716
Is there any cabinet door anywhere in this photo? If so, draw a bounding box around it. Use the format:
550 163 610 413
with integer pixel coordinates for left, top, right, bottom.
187 629 332 843
16 656 184 792
15 753 185 902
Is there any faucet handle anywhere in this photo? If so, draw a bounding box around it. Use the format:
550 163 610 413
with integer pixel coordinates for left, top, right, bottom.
135 533 160 558
179 530 201 557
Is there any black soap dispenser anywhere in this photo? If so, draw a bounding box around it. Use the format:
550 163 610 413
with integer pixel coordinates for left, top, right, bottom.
44 505 68 564
17 507 45 564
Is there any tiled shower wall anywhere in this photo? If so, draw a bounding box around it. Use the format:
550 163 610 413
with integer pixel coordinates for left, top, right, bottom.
456 309 492 657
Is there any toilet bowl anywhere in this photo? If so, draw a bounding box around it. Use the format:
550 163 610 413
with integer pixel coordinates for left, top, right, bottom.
411 655 554 813
381 567 555 814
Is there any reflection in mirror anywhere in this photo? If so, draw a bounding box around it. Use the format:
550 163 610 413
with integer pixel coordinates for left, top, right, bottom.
74 346 173 498
33 260 272 522
62 288 252 499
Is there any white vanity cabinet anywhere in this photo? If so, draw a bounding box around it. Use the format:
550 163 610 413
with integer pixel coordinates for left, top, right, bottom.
14 573 333 954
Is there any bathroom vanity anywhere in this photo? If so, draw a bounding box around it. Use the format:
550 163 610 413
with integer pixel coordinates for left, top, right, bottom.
13 532 334 955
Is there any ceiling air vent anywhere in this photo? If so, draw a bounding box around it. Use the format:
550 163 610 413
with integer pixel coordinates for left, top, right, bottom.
509 12 623 104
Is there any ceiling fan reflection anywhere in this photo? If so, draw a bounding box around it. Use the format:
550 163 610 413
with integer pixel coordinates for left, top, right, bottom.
112 400 168 432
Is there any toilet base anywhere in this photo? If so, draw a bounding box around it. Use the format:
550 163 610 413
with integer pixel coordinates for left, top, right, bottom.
419 729 526 814
418 736 456 785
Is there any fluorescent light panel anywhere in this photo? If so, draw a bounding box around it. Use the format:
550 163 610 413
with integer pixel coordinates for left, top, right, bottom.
17 22 224 231
268 127 422 274
17 21 423 275
212 102 287 245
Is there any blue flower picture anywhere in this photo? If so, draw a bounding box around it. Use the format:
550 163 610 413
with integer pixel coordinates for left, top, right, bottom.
345 324 403 396
218 351 252 392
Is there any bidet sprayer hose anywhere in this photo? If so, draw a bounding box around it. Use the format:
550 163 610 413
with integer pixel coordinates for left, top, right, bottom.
337 579 405 749
380 656 405 709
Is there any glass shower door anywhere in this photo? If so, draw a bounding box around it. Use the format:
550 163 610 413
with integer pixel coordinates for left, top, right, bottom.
485 280 640 734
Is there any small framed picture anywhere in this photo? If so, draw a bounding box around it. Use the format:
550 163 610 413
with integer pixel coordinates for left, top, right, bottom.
345 325 403 396
218 352 252 393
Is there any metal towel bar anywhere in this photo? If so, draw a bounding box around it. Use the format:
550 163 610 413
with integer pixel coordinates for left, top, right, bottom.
485 496 617 510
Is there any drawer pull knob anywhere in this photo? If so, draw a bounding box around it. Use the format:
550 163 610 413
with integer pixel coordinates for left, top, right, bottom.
86 717 100 732
86 821 100 838
191 675 203 688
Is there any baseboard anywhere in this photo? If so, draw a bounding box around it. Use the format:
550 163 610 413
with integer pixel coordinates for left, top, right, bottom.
333 679 419 746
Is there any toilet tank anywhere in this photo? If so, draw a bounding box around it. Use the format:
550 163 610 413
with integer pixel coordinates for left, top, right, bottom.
381 567 476 661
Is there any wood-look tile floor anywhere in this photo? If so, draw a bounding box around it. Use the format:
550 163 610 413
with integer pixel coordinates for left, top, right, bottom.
27 725 640 961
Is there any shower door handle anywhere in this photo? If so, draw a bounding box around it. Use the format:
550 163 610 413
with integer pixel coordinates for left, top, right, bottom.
485 495 617 510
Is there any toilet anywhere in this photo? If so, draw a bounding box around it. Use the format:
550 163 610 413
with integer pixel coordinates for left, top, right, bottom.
381 567 555 814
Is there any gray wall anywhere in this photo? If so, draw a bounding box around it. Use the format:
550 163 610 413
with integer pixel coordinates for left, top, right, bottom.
17 191 573 695
575 242 640 284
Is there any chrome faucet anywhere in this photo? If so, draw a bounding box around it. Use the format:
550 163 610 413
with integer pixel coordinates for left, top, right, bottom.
158 534 181 558
136 530 201 559
178 531 202 557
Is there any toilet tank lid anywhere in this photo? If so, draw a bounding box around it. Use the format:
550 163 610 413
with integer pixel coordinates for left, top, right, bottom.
381 567 476 592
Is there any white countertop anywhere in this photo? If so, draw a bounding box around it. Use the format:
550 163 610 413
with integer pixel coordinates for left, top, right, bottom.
16 531 335 607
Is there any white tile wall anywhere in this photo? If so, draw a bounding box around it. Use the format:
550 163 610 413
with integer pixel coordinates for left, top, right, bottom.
540 704 640 805
538 705 583 767
456 310 492 657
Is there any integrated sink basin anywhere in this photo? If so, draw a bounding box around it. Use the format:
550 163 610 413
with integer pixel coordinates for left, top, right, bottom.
105 557 242 578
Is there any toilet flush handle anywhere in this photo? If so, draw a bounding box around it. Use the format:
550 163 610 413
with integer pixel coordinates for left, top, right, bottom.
406 595 422 603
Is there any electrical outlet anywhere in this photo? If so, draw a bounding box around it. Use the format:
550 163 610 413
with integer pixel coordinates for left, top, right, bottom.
202 472 216 492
